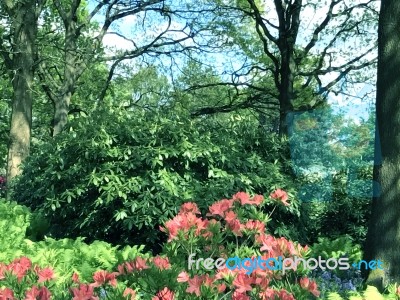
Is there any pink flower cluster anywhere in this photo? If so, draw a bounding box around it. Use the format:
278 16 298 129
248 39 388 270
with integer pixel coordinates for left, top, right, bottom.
0 257 54 300
0 190 321 300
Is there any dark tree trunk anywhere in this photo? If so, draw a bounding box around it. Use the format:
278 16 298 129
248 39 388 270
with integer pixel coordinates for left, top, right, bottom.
364 0 400 289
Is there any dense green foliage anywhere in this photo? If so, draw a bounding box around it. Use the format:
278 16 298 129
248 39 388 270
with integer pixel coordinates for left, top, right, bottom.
13 107 298 251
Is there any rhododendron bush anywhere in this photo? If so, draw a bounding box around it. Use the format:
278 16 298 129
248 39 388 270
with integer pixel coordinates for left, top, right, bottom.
12 109 298 251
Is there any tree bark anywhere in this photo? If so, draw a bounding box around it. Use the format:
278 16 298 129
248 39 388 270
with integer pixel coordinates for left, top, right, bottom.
364 0 400 289
52 5 80 136
5 1 39 182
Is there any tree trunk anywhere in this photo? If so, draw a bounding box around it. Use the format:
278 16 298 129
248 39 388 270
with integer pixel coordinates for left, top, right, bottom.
364 0 400 289
6 1 38 182
278 45 296 136
52 20 78 136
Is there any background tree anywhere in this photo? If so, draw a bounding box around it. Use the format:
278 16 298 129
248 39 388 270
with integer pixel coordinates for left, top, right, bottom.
0 0 45 183
364 0 400 289
185 0 378 136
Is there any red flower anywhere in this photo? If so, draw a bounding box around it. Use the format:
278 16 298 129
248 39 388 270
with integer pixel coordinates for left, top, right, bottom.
160 212 208 241
233 192 251 205
233 192 264 206
177 271 189 283
123 288 136 300
152 287 174 300
186 275 203 296
0 287 14 300
251 194 264 205
72 272 80 283
153 256 171 270
36 267 54 283
0 263 6 280
179 202 200 214
71 284 99 300
207 199 234 217
133 257 149 271
233 273 253 293
232 290 250 300
224 210 237 223
270 189 289 206
259 288 276 300
25 286 51 300
277 289 295 300
7 257 32 282
92 270 119 287
244 220 265 233
227 219 243 236
216 283 226 293
300 277 320 297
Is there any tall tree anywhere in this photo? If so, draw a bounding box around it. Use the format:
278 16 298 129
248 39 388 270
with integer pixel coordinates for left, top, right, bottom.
0 0 45 182
37 0 196 136
364 0 400 288
187 0 378 136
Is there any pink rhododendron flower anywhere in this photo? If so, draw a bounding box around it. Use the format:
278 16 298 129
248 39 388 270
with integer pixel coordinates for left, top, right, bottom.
270 189 289 206
233 273 253 293
0 287 14 300
207 199 234 217
7 256 32 282
25 286 51 300
232 290 250 300
277 289 295 300
160 212 208 241
244 220 265 233
300 277 320 297
186 275 203 296
0 263 6 280
224 210 237 223
92 270 118 287
133 257 149 271
232 192 251 205
233 192 264 206
36 267 55 283
179 202 200 214
72 272 80 283
177 271 189 282
259 287 276 300
227 219 243 236
71 284 99 300
152 287 174 300
123 288 136 300
153 256 171 270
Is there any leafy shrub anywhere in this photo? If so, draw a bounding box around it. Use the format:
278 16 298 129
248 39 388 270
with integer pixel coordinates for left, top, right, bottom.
12 107 297 251
298 169 371 246
0 200 31 257
308 236 364 298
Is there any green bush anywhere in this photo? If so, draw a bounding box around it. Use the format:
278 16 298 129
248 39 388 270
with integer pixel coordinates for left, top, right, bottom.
12 107 296 251
0 200 31 256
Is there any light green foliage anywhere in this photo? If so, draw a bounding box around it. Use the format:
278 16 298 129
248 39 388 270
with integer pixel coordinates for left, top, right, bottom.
326 285 396 300
311 236 362 264
0 199 147 293
12 106 297 250
0 200 31 255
